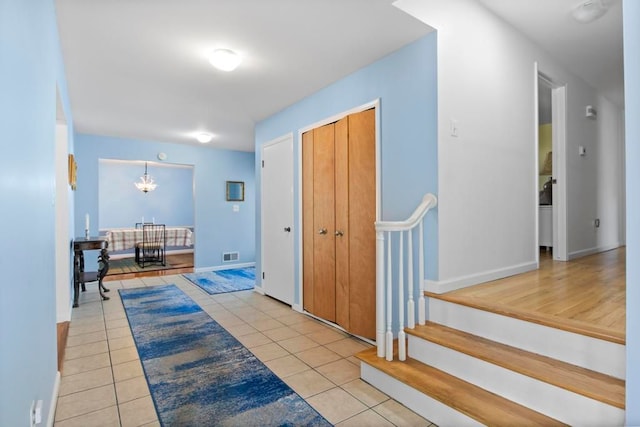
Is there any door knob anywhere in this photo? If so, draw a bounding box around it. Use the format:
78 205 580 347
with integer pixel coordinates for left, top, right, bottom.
335 230 344 237
318 228 327 235
284 227 291 232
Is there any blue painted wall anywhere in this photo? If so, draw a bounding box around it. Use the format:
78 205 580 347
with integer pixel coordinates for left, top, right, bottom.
75 134 255 269
0 0 66 424
624 0 640 422
98 160 194 229
255 34 438 306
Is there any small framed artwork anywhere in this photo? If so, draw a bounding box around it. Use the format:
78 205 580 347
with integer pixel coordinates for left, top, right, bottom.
226 181 244 201
68 154 77 190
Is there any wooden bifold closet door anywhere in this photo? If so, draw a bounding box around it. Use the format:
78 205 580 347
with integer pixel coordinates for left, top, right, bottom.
302 108 376 339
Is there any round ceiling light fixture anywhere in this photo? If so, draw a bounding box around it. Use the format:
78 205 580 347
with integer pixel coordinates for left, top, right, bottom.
209 48 242 72
196 132 213 143
571 0 608 23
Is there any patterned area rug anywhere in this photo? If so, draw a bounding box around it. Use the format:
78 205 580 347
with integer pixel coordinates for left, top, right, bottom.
183 267 255 295
119 284 330 427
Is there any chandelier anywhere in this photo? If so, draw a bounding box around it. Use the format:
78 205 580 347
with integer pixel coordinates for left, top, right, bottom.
134 162 157 193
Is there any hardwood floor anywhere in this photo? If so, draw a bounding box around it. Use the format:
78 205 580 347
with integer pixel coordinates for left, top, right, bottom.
427 247 626 344
104 253 194 282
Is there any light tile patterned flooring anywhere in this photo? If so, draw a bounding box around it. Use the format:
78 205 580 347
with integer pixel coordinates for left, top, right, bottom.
55 274 436 426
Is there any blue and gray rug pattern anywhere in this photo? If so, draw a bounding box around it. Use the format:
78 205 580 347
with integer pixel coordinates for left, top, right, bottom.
183 267 255 295
119 284 330 426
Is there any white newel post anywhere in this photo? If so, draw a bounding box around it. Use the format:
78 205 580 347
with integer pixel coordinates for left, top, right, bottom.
398 232 406 361
385 231 393 361
407 229 415 329
418 221 426 325
376 230 385 358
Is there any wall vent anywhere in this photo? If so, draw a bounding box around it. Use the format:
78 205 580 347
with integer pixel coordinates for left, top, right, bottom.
222 251 239 262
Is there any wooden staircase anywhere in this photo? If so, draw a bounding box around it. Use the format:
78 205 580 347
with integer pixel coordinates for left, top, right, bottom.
356 295 625 426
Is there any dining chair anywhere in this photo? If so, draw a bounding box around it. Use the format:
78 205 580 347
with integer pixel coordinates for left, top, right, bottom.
136 224 166 268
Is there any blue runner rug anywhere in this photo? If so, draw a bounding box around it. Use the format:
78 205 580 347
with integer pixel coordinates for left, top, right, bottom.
119 284 330 426
183 267 255 295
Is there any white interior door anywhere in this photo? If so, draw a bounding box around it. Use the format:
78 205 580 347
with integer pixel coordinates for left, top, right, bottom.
261 134 294 304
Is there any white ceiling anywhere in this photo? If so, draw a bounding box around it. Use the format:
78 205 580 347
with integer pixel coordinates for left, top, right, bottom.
55 0 432 152
56 0 624 153
478 0 623 107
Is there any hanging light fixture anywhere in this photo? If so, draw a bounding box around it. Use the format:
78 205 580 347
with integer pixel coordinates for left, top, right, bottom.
135 162 157 193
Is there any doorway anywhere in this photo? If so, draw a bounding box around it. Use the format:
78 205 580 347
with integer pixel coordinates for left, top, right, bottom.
537 69 568 262
261 134 295 305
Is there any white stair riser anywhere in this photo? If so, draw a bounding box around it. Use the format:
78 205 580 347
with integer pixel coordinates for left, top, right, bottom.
408 335 625 426
361 363 482 427
428 298 625 378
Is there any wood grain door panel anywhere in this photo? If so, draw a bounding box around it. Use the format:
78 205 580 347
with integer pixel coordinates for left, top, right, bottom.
302 130 314 313
347 109 376 339
334 116 350 330
312 123 336 322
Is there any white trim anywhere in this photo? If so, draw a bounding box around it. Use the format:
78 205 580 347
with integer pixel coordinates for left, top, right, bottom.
292 303 303 312
568 243 622 260
253 285 265 295
296 99 381 310
47 371 60 427
194 261 255 273
425 261 537 294
552 84 568 261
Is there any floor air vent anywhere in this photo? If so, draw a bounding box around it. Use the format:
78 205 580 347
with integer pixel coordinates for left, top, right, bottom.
222 251 239 262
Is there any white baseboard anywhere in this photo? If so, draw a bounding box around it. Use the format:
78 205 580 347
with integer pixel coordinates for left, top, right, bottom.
425 261 537 294
568 243 621 260
253 285 265 295
292 303 303 313
194 262 255 273
48 371 61 427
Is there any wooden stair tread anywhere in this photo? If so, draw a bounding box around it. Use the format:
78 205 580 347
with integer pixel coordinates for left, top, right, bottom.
426 291 625 345
357 347 568 427
407 322 625 409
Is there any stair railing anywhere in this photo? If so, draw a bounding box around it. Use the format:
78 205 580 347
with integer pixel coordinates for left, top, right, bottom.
375 193 437 361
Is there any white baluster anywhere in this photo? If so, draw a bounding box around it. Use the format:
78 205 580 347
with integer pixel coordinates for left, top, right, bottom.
376 230 385 358
386 231 393 361
407 228 415 329
398 232 406 361
418 221 426 325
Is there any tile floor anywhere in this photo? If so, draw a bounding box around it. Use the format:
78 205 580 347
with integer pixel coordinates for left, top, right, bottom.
54 274 436 426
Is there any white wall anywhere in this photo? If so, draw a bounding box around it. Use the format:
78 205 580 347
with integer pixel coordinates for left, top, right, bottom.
395 0 624 289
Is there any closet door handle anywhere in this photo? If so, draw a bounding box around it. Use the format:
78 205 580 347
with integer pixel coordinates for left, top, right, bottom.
318 228 327 235
335 230 344 237
284 227 291 232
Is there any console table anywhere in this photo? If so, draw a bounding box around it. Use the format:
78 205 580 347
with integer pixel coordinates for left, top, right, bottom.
73 236 110 307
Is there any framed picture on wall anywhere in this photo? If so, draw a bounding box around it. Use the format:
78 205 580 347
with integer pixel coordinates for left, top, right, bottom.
226 181 244 201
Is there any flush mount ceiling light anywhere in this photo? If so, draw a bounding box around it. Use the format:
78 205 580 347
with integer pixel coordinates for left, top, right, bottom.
196 132 213 143
571 0 608 23
208 48 241 72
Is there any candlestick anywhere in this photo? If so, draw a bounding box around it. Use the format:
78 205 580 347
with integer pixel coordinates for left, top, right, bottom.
85 213 89 231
